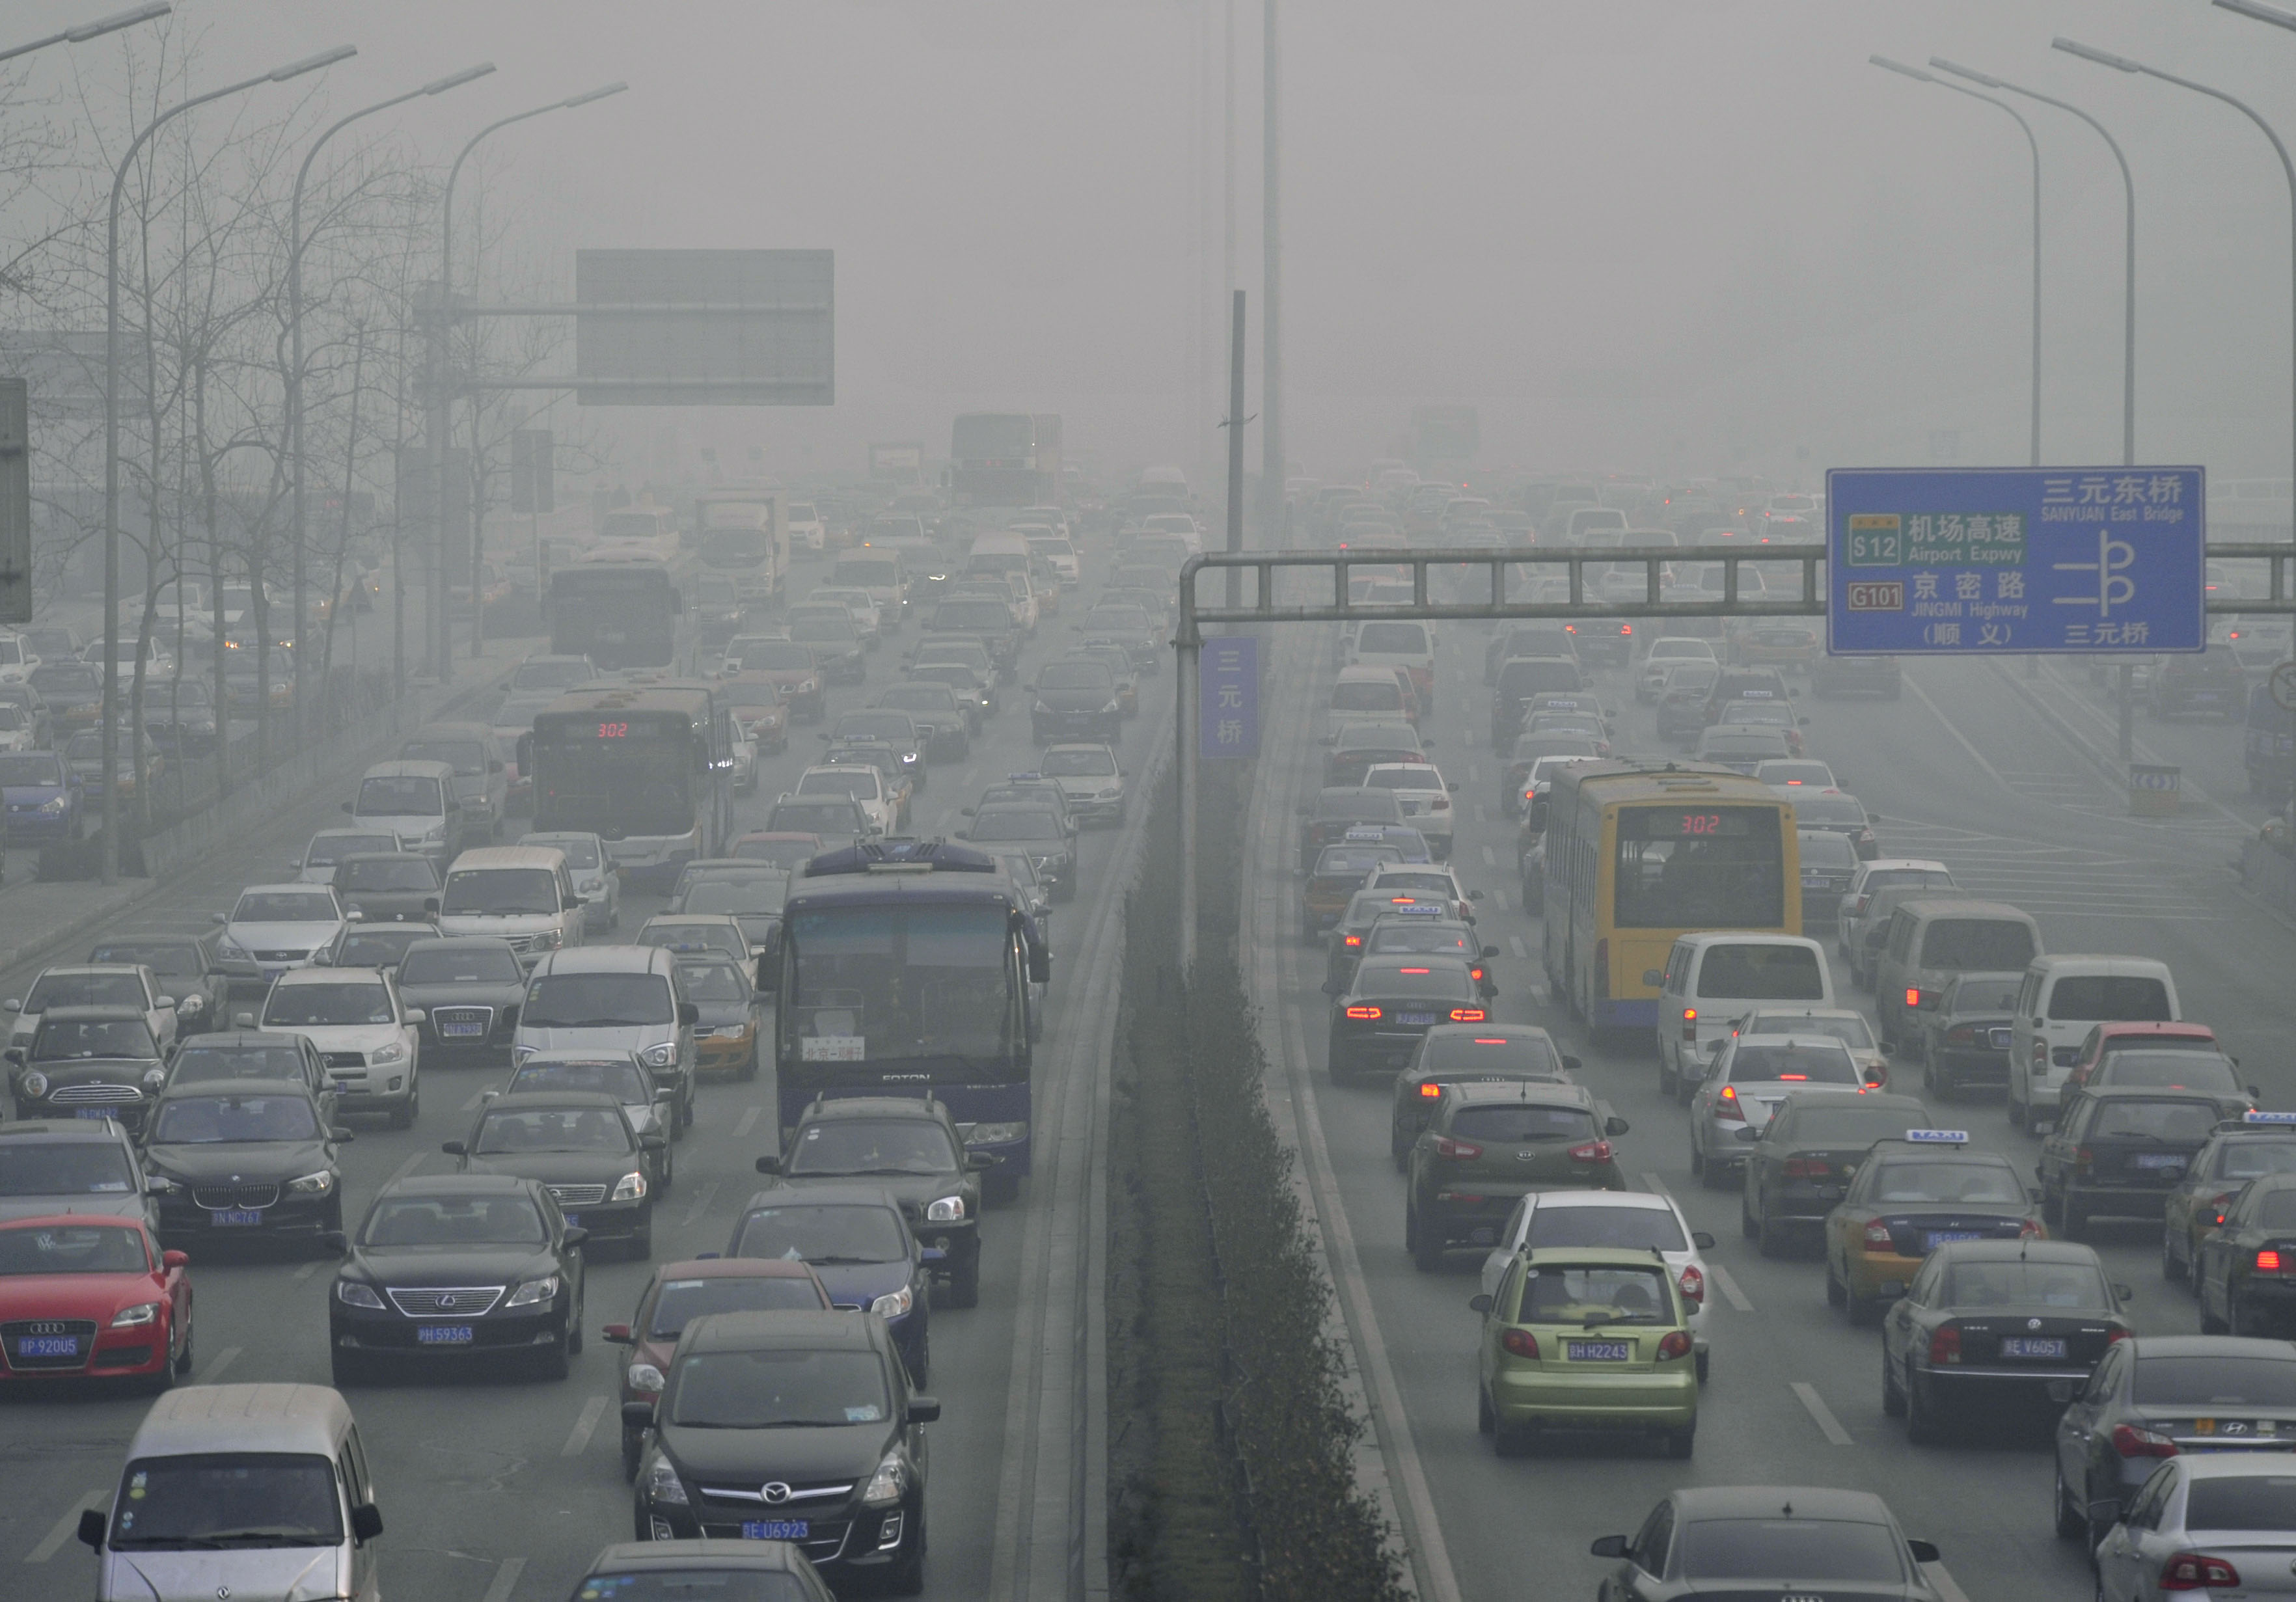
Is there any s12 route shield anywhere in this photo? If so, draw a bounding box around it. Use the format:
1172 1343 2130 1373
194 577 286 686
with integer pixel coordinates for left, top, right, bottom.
1825 466 2205 655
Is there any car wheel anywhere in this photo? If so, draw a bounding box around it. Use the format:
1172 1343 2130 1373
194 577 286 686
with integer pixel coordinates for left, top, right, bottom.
1391 1129 1410 1173
884 1506 926 1596
567 1281 584 1355
1741 1190 1759 1240
2061 1195 2089 1242
1881 1346 1906 1417
2162 1227 2186 1284
657 1148 674 1193
1904 1363 1941 1444
2041 1184 2062 1228
1825 1258 1848 1307
1657 1053 1676 1099
1477 1386 1495 1435
1756 1214 1784 1260
2055 1461 2088 1540
1663 1426 1694 1459
1688 1138 1705 1182
2232 1289 2265 1338
620 1425 644 1483
947 1247 981 1309
387 1083 417 1130
629 1218 653 1262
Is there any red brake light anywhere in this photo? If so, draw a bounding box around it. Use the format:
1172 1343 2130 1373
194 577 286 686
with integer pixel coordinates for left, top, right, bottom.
1620 624 1633 635
1450 1008 1487 1022
1676 1266 1704 1305
1345 1005 1382 1020
1715 1085 1744 1121
2112 1423 2180 1459
1568 1139 1613 1163
1782 1158 1831 1178
1777 1073 1809 1081
1863 1220 1894 1248
1419 1082 1442 1098
1905 988 1921 1009
2261 1250 2284 1273
1343 934 1362 948
2019 1217 2045 1238
2161 1553 2241 1591
1435 1135 1484 1160
1656 1329 1691 1361
1682 1006 1698 1044
1500 1328 1540 1360
1400 967 1430 974
1928 1325 1961 1365
1473 1039 1507 1044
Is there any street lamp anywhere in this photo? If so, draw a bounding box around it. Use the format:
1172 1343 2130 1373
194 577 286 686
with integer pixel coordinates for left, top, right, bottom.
0 2 169 64
1870 55 2043 466
1932 56 2137 470
428 81 627 673
287 62 493 729
2055 34 2296 560
100 43 355 884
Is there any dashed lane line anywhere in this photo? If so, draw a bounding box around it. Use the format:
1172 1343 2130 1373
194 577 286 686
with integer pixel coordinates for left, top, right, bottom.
1791 1381 1855 1446
1709 1266 1755 1313
733 1106 761 1139
1480 845 1497 868
197 1344 242 1384
561 1394 610 1458
481 1556 528 1602
25 1488 107 1562
1508 936 1527 958
679 1177 722 1229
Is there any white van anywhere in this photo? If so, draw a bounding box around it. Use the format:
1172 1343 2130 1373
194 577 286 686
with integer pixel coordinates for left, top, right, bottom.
344 759 472 864
1654 932 1835 1098
1350 619 1438 714
81 1383 383 1602
2008 955 2181 1133
436 845 584 967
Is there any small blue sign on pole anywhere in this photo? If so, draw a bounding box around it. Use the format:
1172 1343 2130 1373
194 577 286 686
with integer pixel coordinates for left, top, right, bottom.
1201 634 1259 759
1825 467 2206 655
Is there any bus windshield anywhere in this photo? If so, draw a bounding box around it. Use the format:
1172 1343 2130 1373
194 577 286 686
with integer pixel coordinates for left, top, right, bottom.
1611 804 1785 928
787 902 1017 1078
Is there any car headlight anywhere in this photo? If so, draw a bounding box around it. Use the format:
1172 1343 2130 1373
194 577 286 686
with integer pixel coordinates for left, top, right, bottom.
641 1454 688 1506
111 1301 161 1328
638 1042 676 1069
20 1071 48 1098
579 878 605 894
860 1452 907 1509
869 1285 914 1320
964 1121 1028 1147
371 1041 405 1065
217 938 249 960
1100 700 1121 716
627 1361 666 1394
178 995 204 1014
287 1169 335 1194
612 1171 649 1202
925 1195 966 1223
143 1066 167 1089
36 796 66 814
335 1280 385 1310
535 929 564 950
506 1274 561 1309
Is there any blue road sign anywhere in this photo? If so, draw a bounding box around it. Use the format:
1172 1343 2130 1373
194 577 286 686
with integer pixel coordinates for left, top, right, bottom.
1201 634 1259 759
1826 467 2205 655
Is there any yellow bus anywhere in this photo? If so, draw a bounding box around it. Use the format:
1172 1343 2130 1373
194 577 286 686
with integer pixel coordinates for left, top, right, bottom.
1540 762 1801 1038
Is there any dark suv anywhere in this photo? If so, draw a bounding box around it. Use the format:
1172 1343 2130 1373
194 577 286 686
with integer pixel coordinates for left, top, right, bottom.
2149 647 2246 721
1404 1081 1626 1270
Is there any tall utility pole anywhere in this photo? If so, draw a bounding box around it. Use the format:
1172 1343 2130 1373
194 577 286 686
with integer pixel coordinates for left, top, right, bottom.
1259 0 1281 550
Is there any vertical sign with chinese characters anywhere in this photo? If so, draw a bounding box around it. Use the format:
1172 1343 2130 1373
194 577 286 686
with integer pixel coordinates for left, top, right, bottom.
1200 634 1259 760
1826 467 2206 655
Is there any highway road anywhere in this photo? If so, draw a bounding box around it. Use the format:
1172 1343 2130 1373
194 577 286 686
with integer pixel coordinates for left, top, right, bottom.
0 544 1149 1602
1243 619 2291 1602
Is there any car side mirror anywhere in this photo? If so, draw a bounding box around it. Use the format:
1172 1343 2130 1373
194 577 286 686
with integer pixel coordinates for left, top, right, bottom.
423 898 440 916
0 1047 18 1066
441 1140 466 1158
489 759 504 773
1468 889 1484 901
331 1127 356 1143
1798 716 1811 726
1906 1538 1940 1566
678 1002 700 1026
344 909 364 923
1445 782 1460 793
1560 1055 1582 1072
77 1508 105 1551
562 1227 589 1249
161 1248 189 1269
210 912 227 925
1589 1535 1628 1560
968 1152 1000 1170
154 995 175 1011
232 1012 255 1029
755 1155 781 1174
1689 1230 1717 1251
350 1503 384 1543
1734 1124 1761 1143
641 1132 668 1152
907 1394 942 1424
1468 1293 1494 1314
621 1400 656 1429
602 1322 634 1346
1605 1116 1630 1137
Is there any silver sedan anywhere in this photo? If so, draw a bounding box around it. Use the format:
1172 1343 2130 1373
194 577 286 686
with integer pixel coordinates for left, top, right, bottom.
1686 1033 1868 1189
2094 1452 2296 1599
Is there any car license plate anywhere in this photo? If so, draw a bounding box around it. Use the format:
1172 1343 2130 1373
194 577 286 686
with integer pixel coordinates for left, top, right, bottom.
1567 1341 1632 1362
19 1335 79 1357
210 1210 263 1227
2001 1337 2067 1359
1925 1230 1984 1251
74 1107 116 1120
741 1520 809 1541
261 966 286 980
562 1214 580 1228
1801 875 1827 889
439 1022 485 1038
416 1325 474 1344
1989 1028 2013 1050
2135 1153 2185 1170
1394 1012 1438 1026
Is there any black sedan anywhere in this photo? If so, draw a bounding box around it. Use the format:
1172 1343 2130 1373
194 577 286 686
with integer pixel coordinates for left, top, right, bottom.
2039 1088 2224 1239
327 1172 586 1383
1028 658 1123 746
1913 971 2023 1099
571 1541 834 1602
393 936 525 1068
6 1006 168 1130
331 853 443 925
828 711 928 789
1326 955 1486 1085
162 1030 336 1127
1738 1091 1927 1257
1593 1486 1944 1601
141 1078 351 1246
629 1309 935 1592
86 931 230 1037
961 805 1074 902
446 1091 663 1258
2195 1170 2296 1336
1881 1239 2133 1443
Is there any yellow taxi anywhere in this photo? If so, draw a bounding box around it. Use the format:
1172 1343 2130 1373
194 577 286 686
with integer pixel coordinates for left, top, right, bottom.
1822 1129 2045 1324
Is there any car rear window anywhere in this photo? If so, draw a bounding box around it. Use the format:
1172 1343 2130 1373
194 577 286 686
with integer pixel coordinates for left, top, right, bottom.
1696 945 1824 1001
1356 622 1428 654
1356 964 1473 999
2185 1474 2296 1533
2049 975 2173 1022
1451 1104 1597 1143
1524 1204 1686 1253
2135 1355 2296 1407
1950 979 2023 1012
1422 1034 1558 1074
2096 1053 2241 1093
1917 919 2036 971
1727 1042 1859 1085
2088 1098 2219 1141
2224 1143 2296 1180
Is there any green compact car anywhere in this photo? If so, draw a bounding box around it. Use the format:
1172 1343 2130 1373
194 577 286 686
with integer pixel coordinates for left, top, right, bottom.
1469 1247 1699 1458
1406 1081 1627 1271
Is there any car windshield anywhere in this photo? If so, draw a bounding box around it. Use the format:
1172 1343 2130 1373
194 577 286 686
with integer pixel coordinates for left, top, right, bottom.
0 753 64 785
649 1275 828 1338
735 838 821 869
1729 1042 1861 1085
735 1202 909 1266
1453 1104 1598 1143
677 962 748 1003
151 1094 319 1143
86 942 201 978
2254 1191 2296 1229
1747 1016 1874 1052
363 1195 547 1246
32 1018 157 1060
442 869 559 917
341 859 437 892
968 810 1060 842
27 667 95 695
2137 1355 2296 1407
667 1348 892 1429
1331 681 1403 712
109 1454 343 1549
1355 963 1471 999
527 836 601 870
355 776 442 815
335 930 436 968
0 1221 148 1274
0 1141 136 1195
521 973 672 1027
2224 1142 2296 1180
2090 1099 2220 1141
1041 748 1117 777
800 770 880 801
1677 1519 1905 1583
1516 1262 1673 1325
2098 1052 2243 1092
1039 662 1114 692
400 739 486 777
511 1060 648 1102
25 973 144 1010
1525 1204 1688 1253
1950 980 2023 1012
265 984 394 1027
681 880 786 916
788 1117 960 1177
171 1045 305 1085
1421 1035 1558 1076
1870 1161 2027 1204
474 1106 632 1155
769 802 864 835
1085 607 1151 631
234 893 336 923
1364 767 1441 792
399 945 522 986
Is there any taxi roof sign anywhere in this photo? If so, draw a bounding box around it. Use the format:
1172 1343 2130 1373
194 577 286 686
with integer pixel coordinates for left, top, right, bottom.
2246 1111 2296 1125
1904 1128 1968 1144
1344 826 1386 841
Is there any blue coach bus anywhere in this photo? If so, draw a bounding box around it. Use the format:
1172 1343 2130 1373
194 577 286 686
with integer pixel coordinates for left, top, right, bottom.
761 839 1050 1193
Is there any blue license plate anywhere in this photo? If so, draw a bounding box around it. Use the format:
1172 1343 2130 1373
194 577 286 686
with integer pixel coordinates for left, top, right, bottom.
2135 1154 2185 1170
562 1214 580 1228
1567 1340 1632 1362
19 1336 79 1357
741 1520 809 1541
1394 1012 1438 1026
1801 875 1827 889
74 1107 116 1120
439 1023 485 1038
416 1325 473 1344
210 1210 263 1227
1924 1230 1984 1251
2001 1337 2067 1359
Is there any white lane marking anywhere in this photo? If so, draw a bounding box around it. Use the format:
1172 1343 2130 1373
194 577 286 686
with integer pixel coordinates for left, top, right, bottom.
1490 888 1512 911
1508 936 1527 958
293 1258 323 1281
1473 804 1488 824
679 1176 722 1228
481 1555 528 1602
1709 1266 1755 1313
733 1106 761 1139
25 1488 106 1562
1466 763 1480 783
561 1395 610 1458
1792 1381 1855 1446
1480 845 1497 868
461 1088 491 1111
1898 672 2010 794
936 808 953 832
1926 1562 1974 1602
1641 1171 1674 1198
197 1344 242 1384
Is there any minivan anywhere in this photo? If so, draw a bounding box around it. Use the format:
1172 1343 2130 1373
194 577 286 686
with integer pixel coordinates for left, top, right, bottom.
513 945 699 1130
1654 933 1835 1099
436 845 584 967
79 1383 383 1602
1872 899 2042 1058
1350 620 1437 713
2008 956 2181 1134
342 759 471 864
1326 665 1416 741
